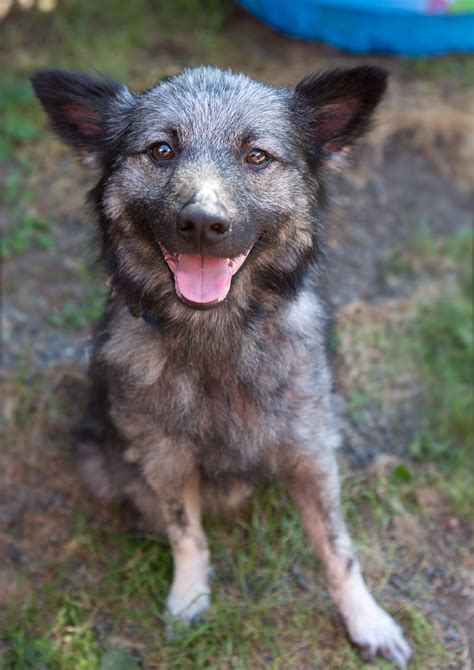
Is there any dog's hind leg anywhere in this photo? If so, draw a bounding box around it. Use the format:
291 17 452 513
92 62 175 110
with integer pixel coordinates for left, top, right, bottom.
282 451 411 668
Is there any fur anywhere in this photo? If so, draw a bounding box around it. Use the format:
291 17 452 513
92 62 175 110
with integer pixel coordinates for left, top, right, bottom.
32 65 410 667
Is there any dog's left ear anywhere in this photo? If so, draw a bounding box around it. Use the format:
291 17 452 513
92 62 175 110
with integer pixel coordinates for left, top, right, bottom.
294 66 388 170
31 69 135 168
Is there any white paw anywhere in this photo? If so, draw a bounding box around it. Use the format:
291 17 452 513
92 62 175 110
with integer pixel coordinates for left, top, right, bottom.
335 570 411 667
166 582 211 625
342 599 411 667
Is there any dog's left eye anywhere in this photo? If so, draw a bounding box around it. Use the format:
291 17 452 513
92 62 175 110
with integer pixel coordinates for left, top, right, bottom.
149 142 175 162
246 149 270 168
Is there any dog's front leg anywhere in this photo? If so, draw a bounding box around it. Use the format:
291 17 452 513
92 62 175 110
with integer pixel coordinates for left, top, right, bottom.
283 452 411 668
145 464 211 625
164 471 211 624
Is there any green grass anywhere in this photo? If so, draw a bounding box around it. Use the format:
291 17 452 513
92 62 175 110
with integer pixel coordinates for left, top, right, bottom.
2 170 34 202
49 287 106 331
408 232 473 514
370 228 473 515
47 259 107 331
402 53 474 88
1 166 55 259
383 222 471 280
1 480 450 670
0 355 451 666
0 80 42 160
346 391 368 425
1 214 55 259
384 228 472 492
3 0 232 88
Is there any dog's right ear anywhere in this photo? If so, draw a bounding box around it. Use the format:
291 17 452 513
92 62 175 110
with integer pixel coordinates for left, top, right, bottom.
31 69 134 168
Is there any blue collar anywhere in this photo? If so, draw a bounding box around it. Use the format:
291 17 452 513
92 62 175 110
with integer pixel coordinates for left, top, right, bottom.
127 304 163 328
141 312 160 328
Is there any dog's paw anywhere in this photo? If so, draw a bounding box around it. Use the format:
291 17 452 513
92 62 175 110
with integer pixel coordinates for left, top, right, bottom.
342 601 411 668
166 583 211 626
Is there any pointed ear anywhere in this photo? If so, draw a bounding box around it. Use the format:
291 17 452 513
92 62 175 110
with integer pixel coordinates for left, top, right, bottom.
294 66 388 170
30 69 134 168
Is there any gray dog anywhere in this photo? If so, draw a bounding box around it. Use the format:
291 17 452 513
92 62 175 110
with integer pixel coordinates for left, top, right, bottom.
32 65 411 667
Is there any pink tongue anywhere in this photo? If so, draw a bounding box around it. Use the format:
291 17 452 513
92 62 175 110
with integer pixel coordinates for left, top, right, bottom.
174 254 232 304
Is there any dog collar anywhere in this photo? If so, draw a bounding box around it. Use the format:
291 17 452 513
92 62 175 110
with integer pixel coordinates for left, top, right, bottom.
127 304 163 328
141 312 160 328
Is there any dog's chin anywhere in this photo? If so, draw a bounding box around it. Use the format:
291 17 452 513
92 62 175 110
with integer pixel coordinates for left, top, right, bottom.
159 244 251 310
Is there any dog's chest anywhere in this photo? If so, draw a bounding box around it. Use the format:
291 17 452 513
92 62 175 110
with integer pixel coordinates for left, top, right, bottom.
163 360 277 426
105 314 311 479
146 337 291 477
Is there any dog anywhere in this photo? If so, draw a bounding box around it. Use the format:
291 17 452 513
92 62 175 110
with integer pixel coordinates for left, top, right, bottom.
32 65 411 667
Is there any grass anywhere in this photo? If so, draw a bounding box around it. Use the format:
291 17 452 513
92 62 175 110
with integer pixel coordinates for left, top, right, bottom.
3 0 232 90
1 214 55 259
0 360 453 668
383 227 472 471
346 391 368 425
402 53 474 88
0 357 456 669
0 80 42 160
408 232 473 514
2 170 34 202
0 478 451 670
383 221 471 280
1 166 55 259
49 287 106 331
351 228 473 516
47 258 107 331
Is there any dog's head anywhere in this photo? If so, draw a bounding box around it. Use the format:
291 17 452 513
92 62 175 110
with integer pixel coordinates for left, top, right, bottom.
31 66 387 317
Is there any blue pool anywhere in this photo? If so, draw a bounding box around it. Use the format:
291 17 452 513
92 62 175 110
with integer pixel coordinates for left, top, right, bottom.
237 0 474 55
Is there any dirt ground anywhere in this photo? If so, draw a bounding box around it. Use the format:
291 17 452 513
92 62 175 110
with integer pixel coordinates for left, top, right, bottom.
1 4 473 669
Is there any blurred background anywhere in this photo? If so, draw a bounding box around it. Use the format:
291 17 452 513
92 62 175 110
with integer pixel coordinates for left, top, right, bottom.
1 2 473 668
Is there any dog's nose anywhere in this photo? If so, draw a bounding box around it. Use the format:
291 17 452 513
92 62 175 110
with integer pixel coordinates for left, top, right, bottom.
176 203 231 246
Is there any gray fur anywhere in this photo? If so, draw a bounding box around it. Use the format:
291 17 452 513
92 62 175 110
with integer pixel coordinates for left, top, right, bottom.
32 65 410 666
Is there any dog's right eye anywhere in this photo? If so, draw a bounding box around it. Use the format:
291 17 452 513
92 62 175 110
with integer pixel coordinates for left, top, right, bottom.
246 148 270 169
149 143 175 162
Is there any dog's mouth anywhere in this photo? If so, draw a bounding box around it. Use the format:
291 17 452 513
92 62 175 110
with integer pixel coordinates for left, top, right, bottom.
160 245 250 309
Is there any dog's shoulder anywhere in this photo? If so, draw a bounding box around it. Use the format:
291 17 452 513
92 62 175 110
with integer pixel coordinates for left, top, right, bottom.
282 280 329 343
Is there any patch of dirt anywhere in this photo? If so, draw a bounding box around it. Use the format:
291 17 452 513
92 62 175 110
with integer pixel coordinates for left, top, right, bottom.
326 142 473 307
0 368 114 603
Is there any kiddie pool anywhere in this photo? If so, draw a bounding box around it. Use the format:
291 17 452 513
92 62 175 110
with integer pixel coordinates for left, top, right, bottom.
237 0 474 55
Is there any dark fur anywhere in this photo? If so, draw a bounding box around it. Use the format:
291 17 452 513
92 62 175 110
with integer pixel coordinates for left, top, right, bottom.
32 66 412 666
